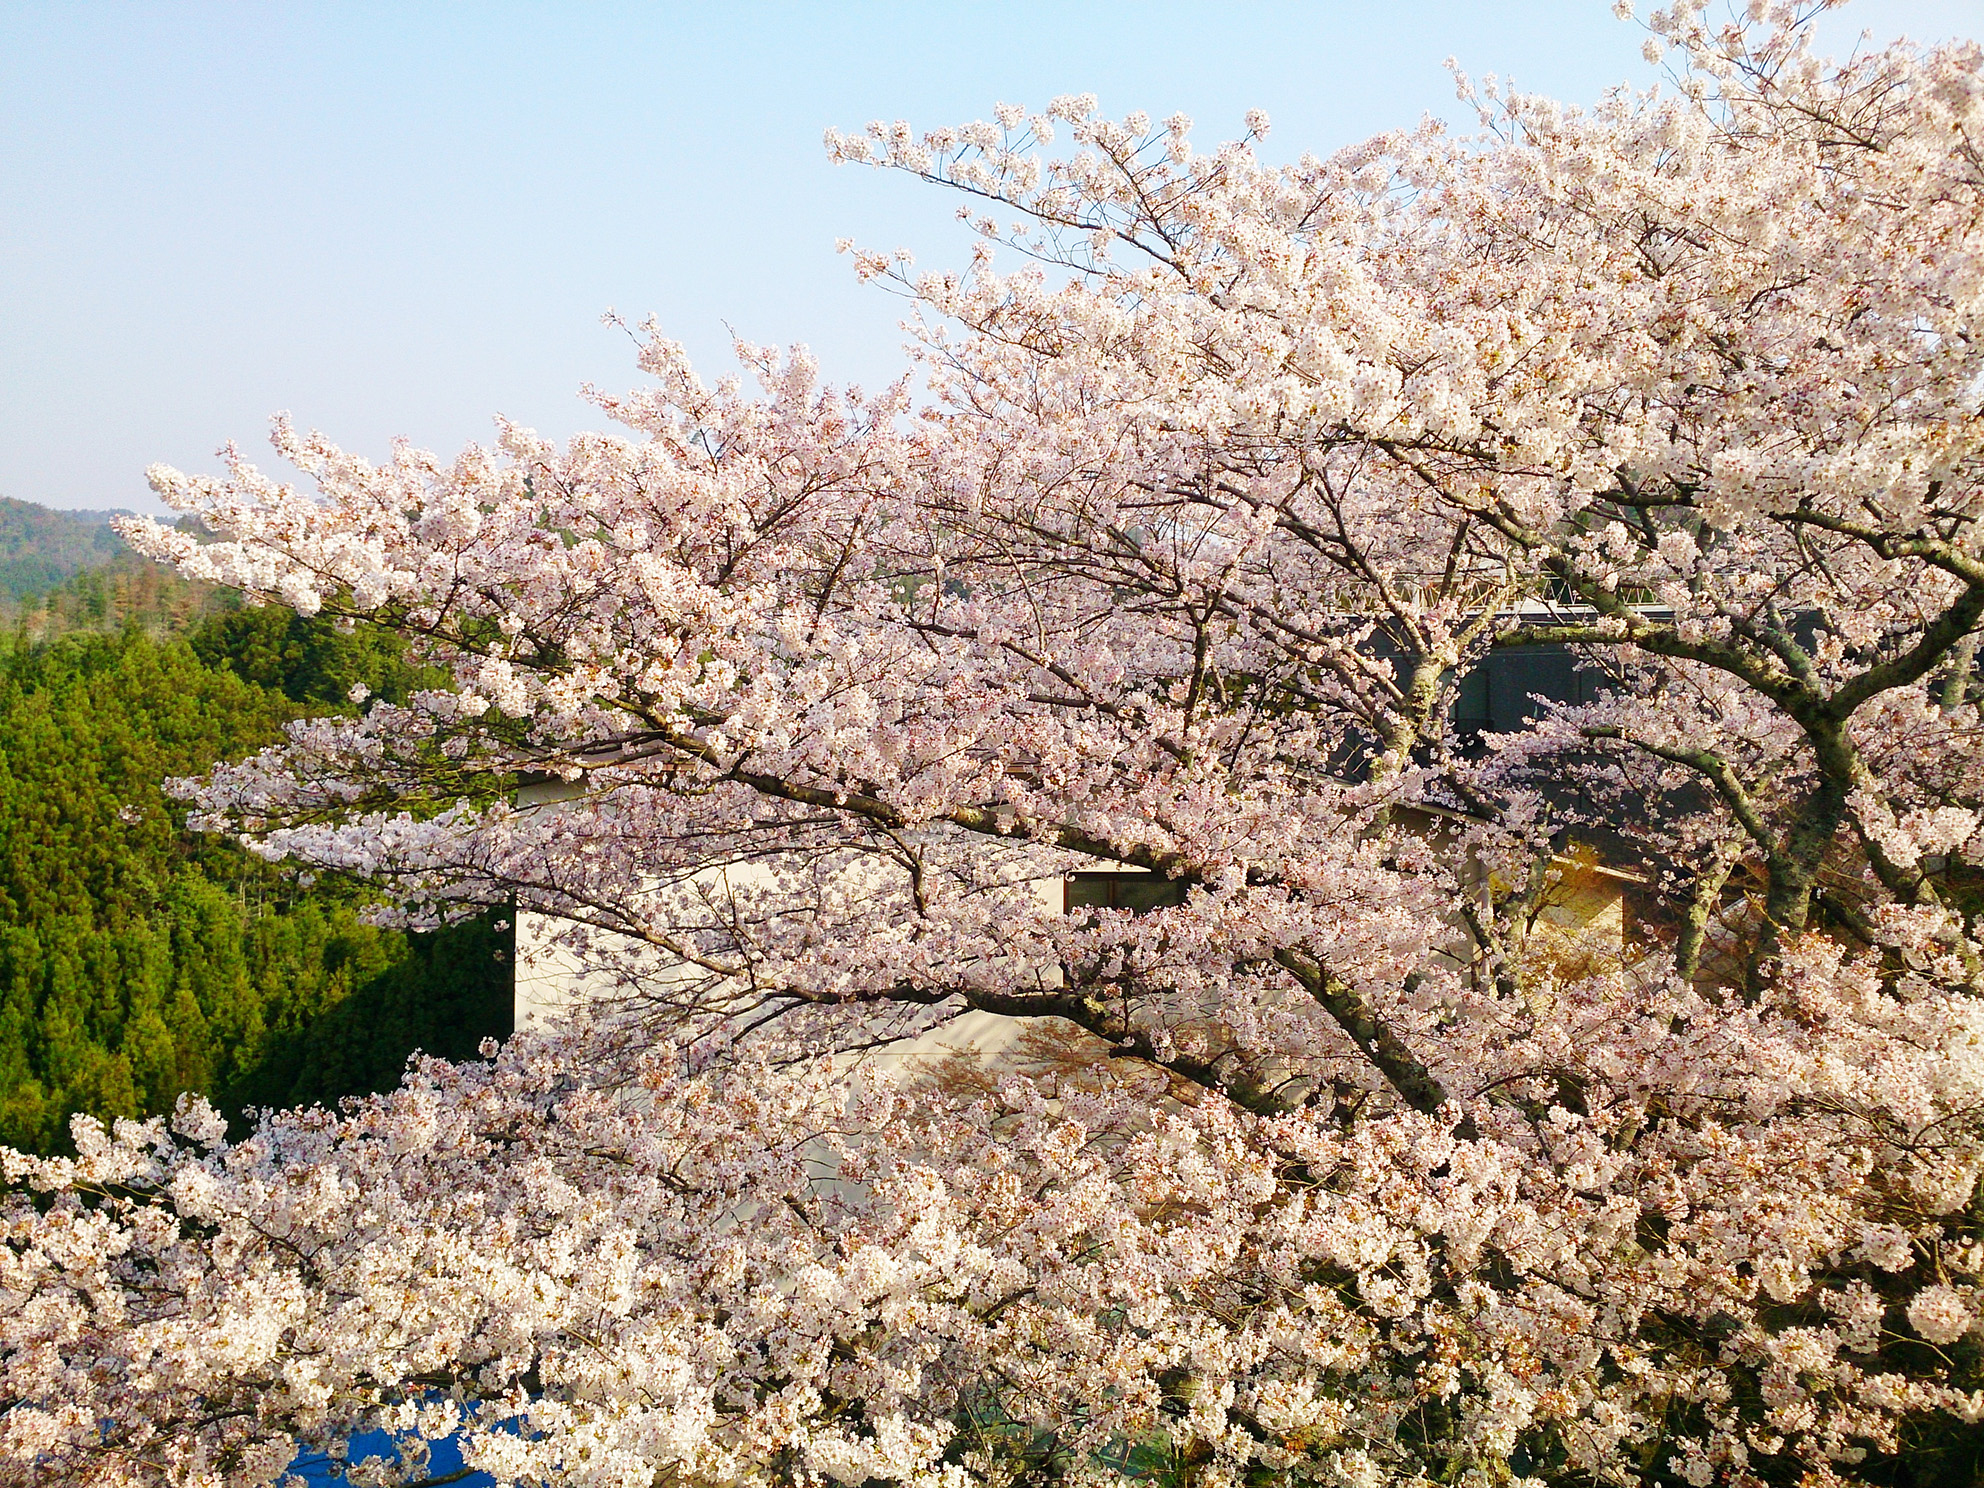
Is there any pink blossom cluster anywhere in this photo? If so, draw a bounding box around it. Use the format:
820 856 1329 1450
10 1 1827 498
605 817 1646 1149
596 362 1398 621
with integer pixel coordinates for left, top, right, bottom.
7 974 1983 1487
8 1 1978 1482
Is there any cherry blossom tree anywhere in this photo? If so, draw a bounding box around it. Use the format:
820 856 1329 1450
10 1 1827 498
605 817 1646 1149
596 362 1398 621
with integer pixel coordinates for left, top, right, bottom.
8 2 1984 1484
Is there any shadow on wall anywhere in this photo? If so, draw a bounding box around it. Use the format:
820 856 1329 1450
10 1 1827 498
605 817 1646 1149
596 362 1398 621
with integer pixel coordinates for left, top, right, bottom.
220 911 514 1128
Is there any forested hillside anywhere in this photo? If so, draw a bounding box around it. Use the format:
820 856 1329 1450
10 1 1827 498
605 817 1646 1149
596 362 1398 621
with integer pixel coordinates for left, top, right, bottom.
0 496 124 603
0 498 223 642
0 506 511 1154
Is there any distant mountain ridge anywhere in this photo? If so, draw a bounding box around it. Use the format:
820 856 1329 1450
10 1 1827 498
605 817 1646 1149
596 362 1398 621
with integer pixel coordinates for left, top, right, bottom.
0 496 130 602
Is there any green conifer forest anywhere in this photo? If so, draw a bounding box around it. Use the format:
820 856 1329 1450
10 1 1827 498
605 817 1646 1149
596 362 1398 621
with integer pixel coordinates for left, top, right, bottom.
0 508 511 1154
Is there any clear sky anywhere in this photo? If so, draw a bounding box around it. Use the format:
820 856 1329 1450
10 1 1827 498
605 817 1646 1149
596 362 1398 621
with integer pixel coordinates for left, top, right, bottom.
3 0 1976 514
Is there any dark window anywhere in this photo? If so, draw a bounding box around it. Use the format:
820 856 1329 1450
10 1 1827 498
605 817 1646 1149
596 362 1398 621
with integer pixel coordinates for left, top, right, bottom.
1453 644 1612 736
1453 664 1491 732
1487 646 1581 731
1064 872 1189 914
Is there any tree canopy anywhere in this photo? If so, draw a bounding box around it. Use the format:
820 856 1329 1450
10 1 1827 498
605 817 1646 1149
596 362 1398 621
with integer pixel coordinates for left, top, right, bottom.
12 5 1984 1485
0 618 510 1154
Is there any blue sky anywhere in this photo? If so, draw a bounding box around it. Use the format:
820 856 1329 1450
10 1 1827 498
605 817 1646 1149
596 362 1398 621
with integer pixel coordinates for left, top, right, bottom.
3 0 1976 514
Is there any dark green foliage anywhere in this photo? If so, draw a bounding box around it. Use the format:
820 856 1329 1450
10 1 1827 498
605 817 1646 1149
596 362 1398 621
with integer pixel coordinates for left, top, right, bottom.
0 630 290 926
189 600 447 707
228 912 513 1115
0 622 509 1155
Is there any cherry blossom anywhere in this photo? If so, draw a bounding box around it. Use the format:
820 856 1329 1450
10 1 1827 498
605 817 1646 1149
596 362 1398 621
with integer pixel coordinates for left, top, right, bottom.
7 3 1983 1483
